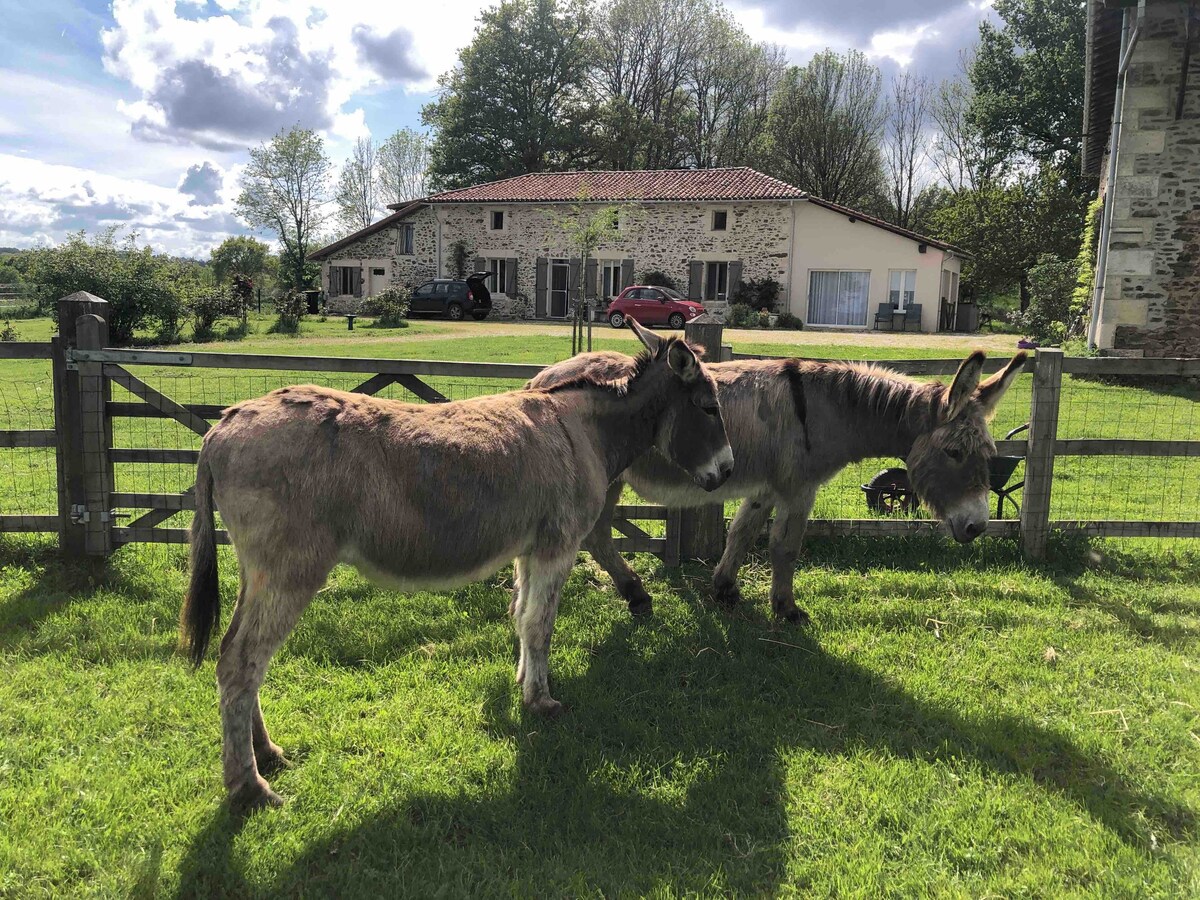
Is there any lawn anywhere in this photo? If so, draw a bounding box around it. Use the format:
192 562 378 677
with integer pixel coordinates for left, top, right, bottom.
1 316 1199 897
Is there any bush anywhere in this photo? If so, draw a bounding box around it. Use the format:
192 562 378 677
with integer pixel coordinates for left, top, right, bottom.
189 286 240 341
726 303 757 328
271 289 308 334
363 286 411 327
0 320 18 341
776 312 803 330
26 229 187 344
730 277 781 312
640 270 677 290
1012 254 1079 344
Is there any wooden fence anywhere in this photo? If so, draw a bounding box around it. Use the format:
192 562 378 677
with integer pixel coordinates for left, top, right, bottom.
1 291 1198 565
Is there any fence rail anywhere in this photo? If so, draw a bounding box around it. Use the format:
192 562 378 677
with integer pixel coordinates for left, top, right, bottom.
3 293 1199 561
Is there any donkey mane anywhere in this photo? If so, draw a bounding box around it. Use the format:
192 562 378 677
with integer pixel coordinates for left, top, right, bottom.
800 360 946 437
537 336 702 397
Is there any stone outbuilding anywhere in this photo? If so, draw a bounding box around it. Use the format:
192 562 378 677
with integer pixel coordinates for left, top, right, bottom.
310 168 966 332
1084 0 1200 355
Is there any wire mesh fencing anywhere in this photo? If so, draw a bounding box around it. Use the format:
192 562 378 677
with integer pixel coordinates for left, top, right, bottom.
0 379 57 519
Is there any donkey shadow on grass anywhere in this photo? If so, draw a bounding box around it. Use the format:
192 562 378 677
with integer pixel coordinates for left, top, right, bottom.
174 559 1195 899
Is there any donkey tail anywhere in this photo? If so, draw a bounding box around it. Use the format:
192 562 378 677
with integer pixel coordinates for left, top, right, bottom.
180 448 219 668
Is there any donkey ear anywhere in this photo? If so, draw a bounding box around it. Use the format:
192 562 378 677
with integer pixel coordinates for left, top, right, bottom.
667 340 701 382
944 351 986 421
627 316 660 355
974 351 1028 419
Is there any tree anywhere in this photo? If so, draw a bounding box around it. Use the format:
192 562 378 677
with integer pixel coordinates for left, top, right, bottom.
423 0 595 188
762 50 886 209
882 72 929 229
26 228 187 344
377 128 431 206
235 127 331 290
335 136 382 232
970 0 1087 168
210 236 270 284
555 195 625 353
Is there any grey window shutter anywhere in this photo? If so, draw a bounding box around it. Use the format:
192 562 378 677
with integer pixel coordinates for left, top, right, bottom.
328 266 336 296
584 258 598 299
568 257 581 301
351 266 362 298
535 257 548 318
688 260 703 301
473 256 485 275
728 260 744 298
506 258 518 295
621 258 634 289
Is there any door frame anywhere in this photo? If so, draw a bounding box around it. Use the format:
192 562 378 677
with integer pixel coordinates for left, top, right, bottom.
548 258 570 319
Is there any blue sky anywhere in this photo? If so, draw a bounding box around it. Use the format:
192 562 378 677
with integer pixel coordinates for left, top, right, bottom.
0 0 996 257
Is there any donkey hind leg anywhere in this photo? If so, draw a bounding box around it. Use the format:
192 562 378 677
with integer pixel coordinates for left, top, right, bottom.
712 496 774 607
513 553 574 717
225 561 287 774
768 487 817 625
511 555 529 686
582 479 654 616
217 563 325 810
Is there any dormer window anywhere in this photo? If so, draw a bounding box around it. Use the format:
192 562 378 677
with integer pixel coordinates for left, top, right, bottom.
489 210 505 231
711 210 728 231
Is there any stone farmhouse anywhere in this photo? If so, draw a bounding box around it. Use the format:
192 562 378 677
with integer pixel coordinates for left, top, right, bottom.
311 168 966 332
1084 0 1200 356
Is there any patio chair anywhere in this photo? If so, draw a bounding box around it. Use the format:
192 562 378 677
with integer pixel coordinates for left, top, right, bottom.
903 303 922 332
873 303 895 330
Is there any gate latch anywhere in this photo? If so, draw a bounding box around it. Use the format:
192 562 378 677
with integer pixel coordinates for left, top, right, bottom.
69 505 111 525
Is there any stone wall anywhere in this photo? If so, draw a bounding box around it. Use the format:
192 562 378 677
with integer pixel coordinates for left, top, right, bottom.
1100 2 1200 356
319 206 439 296
435 200 793 316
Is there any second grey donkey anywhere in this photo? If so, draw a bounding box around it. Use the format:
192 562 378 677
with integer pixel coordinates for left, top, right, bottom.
180 318 733 810
528 349 1027 623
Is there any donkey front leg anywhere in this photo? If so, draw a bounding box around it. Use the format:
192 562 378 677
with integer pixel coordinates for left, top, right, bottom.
513 552 574 717
712 496 773 607
582 479 654 616
768 488 817 624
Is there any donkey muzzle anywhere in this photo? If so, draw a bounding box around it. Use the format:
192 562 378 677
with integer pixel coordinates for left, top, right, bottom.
694 446 734 492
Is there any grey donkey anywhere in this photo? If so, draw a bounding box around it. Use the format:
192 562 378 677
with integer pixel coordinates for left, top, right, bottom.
180 318 733 810
528 349 1027 623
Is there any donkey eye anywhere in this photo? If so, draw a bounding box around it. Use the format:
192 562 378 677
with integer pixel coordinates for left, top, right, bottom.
703 406 720 417
944 447 964 463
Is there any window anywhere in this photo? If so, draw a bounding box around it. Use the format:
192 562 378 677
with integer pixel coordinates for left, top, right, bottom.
888 270 916 310
331 266 356 296
711 210 728 231
414 283 435 298
435 282 450 295
399 224 414 255
704 261 729 302
808 270 871 327
487 258 508 294
489 210 505 231
601 261 624 299
371 267 385 277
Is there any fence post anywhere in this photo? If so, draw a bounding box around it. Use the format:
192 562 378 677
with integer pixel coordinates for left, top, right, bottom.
1020 348 1063 560
51 292 113 559
677 315 727 560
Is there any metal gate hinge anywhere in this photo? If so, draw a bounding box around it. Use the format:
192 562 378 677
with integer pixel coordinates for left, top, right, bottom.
70 504 89 524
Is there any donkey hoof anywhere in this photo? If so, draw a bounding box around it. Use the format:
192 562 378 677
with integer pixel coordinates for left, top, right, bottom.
777 606 811 626
229 776 284 812
255 744 290 775
627 591 654 618
713 580 742 608
527 697 565 718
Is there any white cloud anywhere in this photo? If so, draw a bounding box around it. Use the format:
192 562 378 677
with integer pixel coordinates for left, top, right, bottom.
0 154 252 256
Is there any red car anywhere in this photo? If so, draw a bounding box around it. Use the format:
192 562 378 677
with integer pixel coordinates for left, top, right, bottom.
605 285 706 329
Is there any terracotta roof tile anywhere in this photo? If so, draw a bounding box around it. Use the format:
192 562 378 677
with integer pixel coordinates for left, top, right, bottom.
426 167 806 203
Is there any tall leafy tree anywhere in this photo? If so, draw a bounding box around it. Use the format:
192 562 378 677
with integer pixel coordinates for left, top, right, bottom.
209 235 271 284
762 50 887 209
377 128 431 205
335 137 382 232
236 127 332 289
422 0 595 189
882 72 930 230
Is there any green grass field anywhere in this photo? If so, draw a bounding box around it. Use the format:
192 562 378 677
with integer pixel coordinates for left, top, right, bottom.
1 315 1199 897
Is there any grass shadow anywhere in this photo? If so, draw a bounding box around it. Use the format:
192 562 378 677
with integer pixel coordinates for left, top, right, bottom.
173 574 1194 896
